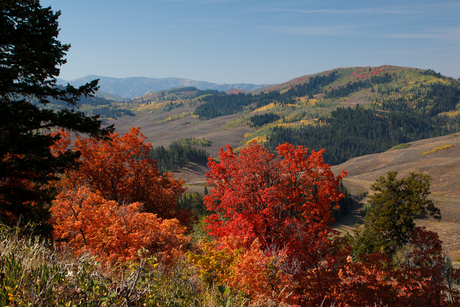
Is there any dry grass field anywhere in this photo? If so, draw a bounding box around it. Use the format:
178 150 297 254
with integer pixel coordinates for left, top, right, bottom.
106 108 254 158
332 132 460 263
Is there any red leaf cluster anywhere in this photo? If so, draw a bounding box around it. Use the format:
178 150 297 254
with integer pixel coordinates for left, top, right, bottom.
205 142 346 265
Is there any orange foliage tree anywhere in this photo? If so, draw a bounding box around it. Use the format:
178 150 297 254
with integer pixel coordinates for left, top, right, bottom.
50 127 189 263
51 186 189 264
58 127 185 220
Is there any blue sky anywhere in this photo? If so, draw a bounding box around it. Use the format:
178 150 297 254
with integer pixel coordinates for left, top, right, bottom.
41 0 460 84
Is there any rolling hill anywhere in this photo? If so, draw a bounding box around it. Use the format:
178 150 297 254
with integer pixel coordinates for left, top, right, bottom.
105 65 460 162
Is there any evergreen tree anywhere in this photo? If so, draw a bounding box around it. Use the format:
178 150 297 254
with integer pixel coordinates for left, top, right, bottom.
0 0 112 226
354 172 440 257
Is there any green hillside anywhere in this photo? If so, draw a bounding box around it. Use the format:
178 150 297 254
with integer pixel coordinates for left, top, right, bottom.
106 65 460 165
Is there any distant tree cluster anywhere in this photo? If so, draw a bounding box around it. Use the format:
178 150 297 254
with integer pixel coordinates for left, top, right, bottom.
171 137 212 147
414 83 460 116
194 92 256 119
249 113 280 127
87 106 134 119
267 104 460 165
150 87 226 102
286 70 339 99
324 73 393 99
421 69 443 78
150 144 209 172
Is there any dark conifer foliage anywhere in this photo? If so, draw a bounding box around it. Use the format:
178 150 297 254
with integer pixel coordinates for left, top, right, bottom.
267 105 460 165
324 73 393 99
0 1 112 226
193 71 340 119
250 113 280 127
150 144 209 173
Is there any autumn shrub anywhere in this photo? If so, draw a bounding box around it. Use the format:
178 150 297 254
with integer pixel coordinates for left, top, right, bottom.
187 235 296 305
332 227 460 306
52 127 186 222
50 186 190 265
50 127 190 265
423 143 453 155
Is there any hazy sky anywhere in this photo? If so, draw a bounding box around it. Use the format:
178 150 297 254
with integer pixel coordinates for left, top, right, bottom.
41 0 460 84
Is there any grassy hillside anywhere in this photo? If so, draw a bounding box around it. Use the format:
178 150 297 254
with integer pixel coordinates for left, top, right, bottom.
106 65 460 166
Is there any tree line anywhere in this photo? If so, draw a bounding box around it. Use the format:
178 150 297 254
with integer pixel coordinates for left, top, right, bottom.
267 104 460 165
193 71 340 119
150 143 209 172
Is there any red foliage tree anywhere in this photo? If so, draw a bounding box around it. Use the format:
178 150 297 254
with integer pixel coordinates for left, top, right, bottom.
204 142 346 267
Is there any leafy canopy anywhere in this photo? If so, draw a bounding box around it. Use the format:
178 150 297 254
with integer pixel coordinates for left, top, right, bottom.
53 127 186 222
204 142 346 263
50 128 189 264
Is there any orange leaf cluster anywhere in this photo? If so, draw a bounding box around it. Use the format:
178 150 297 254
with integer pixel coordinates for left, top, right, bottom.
51 186 189 264
59 127 185 221
50 127 189 264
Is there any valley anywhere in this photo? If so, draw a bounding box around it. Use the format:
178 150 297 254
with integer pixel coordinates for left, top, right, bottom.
101 65 460 263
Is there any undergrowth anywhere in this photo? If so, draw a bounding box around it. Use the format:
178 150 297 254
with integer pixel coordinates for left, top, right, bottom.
0 224 253 307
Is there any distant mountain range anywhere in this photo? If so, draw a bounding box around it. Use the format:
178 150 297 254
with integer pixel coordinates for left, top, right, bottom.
57 76 269 100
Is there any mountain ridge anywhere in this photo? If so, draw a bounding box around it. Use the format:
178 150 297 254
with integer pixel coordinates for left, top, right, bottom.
57 75 269 99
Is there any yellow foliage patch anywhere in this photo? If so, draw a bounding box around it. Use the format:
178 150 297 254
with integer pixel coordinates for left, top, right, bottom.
423 143 453 155
246 136 267 145
252 103 275 113
438 110 460 118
